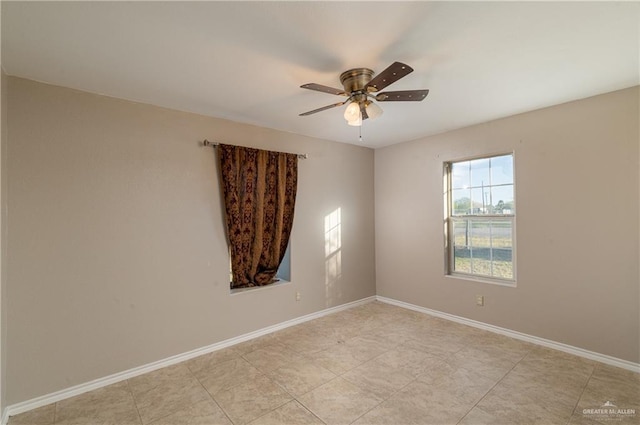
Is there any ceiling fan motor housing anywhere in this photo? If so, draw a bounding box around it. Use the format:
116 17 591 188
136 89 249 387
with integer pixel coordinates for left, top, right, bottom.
339 68 374 93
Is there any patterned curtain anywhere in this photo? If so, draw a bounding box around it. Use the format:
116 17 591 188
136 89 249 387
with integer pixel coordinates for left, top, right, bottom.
218 144 298 289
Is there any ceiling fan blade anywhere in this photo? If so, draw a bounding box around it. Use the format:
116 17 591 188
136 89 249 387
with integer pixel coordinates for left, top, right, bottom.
365 62 414 92
299 101 347 116
376 89 429 102
300 83 348 96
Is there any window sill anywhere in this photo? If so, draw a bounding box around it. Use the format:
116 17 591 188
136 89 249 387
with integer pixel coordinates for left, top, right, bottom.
230 279 291 295
445 273 517 288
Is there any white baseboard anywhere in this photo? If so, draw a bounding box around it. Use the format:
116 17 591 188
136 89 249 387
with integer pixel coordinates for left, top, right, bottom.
377 295 640 373
1 296 376 424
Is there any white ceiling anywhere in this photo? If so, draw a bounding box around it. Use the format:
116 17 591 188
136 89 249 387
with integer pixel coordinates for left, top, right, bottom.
2 1 639 148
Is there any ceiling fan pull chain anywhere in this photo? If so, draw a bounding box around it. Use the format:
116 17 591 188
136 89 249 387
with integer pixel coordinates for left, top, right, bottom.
359 125 363 142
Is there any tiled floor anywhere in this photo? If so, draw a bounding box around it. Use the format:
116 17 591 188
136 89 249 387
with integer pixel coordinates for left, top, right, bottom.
9 301 640 425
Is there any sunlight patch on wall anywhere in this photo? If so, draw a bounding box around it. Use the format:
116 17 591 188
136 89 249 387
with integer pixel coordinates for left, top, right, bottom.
324 207 342 306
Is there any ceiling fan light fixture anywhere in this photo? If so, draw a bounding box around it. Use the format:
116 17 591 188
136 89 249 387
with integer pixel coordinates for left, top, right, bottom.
343 101 361 123
347 115 362 127
365 101 383 119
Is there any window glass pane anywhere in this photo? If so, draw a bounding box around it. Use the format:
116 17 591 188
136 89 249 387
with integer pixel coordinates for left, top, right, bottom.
454 249 471 274
491 248 513 279
470 158 490 188
471 187 489 214
470 220 491 276
490 155 514 186
470 256 492 276
276 243 291 281
452 219 470 248
491 219 513 280
452 189 471 215
491 220 512 248
451 161 470 189
470 221 491 248
491 185 514 214
453 219 472 274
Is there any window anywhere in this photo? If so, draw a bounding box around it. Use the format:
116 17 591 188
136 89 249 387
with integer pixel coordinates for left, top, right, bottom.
445 153 515 283
229 243 291 290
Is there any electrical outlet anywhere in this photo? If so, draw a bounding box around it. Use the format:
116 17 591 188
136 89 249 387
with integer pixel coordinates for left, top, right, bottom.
295 291 301 301
476 295 484 306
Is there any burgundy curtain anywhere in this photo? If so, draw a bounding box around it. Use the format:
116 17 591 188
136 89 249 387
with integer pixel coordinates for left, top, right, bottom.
218 144 298 289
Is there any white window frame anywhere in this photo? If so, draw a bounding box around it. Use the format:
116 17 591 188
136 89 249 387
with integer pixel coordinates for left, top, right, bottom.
444 153 516 286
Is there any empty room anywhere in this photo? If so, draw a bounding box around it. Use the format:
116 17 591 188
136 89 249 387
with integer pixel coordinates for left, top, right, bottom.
0 2 638 425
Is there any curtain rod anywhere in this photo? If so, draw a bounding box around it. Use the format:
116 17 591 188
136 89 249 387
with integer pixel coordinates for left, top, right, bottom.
203 139 308 159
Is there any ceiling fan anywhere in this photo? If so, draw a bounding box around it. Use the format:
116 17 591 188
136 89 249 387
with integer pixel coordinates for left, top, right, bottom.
299 61 429 127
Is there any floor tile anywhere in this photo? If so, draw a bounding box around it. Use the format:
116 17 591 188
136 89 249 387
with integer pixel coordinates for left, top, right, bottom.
567 411 620 425
342 334 394 362
401 331 466 359
192 357 263 396
128 364 210 424
247 400 323 425
466 332 533 363
7 403 55 425
185 347 240 376
378 344 450 378
281 330 342 355
575 364 640 424
470 395 570 425
501 357 592 407
242 342 307 374
55 381 141 425
267 358 336 396
231 334 282 356
147 399 232 425
369 327 414 347
458 406 506 425
341 357 416 399
415 361 499 406
372 346 431 372
580 363 640 406
213 375 292 425
318 322 362 343
353 380 471 425
444 346 516 381
297 377 383 425
522 346 597 379
459 404 566 425
352 329 406 351
472 375 578 425
308 343 367 374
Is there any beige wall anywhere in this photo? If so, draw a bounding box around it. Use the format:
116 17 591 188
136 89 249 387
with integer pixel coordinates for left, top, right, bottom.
375 87 640 363
5 76 376 405
4 75 638 407
1 69 7 415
